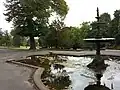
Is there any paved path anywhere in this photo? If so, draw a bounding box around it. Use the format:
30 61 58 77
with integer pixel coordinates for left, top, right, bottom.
0 49 120 90
0 49 51 90
0 49 36 90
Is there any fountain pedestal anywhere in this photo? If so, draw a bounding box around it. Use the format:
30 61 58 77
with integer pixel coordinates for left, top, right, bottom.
96 42 100 55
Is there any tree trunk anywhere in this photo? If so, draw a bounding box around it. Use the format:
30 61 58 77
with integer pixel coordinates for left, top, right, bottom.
55 38 58 49
29 36 36 50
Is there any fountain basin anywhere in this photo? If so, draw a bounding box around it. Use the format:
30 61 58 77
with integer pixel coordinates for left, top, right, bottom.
16 55 120 90
84 38 115 42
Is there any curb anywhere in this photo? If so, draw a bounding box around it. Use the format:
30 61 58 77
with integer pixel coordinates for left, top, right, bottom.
33 68 49 90
7 60 39 69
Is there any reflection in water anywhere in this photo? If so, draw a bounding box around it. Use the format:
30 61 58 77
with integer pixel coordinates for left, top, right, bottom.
84 73 110 90
42 68 71 90
53 64 65 72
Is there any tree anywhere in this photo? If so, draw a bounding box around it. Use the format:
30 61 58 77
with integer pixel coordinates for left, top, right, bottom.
10 29 21 47
45 28 57 48
0 28 4 46
110 10 120 45
59 27 73 49
4 30 11 47
0 28 3 37
99 13 111 37
20 37 28 46
80 22 91 38
39 19 66 48
49 19 65 48
0 30 12 47
71 22 90 49
4 0 68 49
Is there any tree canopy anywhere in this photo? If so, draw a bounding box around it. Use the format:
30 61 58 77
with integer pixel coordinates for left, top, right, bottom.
4 0 68 49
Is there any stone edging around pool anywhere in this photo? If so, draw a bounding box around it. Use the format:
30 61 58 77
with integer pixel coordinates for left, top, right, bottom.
34 68 49 90
6 60 50 90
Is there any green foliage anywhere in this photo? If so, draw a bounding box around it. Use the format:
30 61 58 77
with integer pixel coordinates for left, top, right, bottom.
12 35 21 47
4 0 68 49
70 22 90 49
59 22 90 49
4 30 11 47
38 19 65 48
59 27 73 49
0 29 4 46
88 13 111 38
5 0 68 36
110 10 120 45
45 28 57 47
10 29 21 47
21 37 29 46
100 13 111 37
10 29 29 47
0 30 12 47
38 22 91 49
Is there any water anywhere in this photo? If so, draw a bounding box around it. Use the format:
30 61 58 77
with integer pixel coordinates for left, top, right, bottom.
58 56 120 90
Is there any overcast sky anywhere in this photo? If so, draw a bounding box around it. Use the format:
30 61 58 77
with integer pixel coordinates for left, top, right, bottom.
0 0 12 31
1 0 120 31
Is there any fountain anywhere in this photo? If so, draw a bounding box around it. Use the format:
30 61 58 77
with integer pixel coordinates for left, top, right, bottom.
84 8 115 90
84 7 115 70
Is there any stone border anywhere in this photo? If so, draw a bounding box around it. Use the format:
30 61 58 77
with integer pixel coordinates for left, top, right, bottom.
6 60 50 90
6 60 39 69
34 68 49 90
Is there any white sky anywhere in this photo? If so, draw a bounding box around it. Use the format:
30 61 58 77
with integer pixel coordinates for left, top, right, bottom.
1 0 120 32
0 0 13 32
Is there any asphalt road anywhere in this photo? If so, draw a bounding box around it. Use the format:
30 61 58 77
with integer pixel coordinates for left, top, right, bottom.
0 49 35 90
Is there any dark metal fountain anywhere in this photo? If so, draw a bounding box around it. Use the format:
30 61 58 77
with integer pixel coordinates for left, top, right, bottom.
84 8 114 90
84 8 115 70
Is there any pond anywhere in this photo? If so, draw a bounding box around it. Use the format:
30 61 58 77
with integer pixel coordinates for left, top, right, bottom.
17 55 120 90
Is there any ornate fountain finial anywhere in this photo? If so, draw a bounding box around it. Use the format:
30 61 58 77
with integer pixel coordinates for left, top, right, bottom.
96 7 100 22
97 7 99 17
95 7 100 38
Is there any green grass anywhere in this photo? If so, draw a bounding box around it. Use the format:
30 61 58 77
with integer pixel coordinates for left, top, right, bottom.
0 46 8 49
0 46 41 51
0 46 30 51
